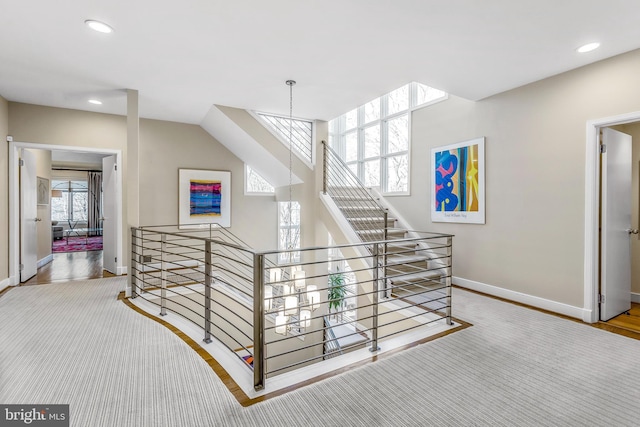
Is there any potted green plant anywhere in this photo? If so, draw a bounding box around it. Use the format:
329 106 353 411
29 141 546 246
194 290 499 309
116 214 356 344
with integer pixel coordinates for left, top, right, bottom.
328 269 347 321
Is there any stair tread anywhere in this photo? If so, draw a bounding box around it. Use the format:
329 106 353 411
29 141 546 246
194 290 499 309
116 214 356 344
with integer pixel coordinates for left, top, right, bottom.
388 270 443 282
386 254 429 265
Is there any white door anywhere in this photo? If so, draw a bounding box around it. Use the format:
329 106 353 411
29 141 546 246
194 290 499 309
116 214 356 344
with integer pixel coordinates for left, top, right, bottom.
102 155 117 274
20 149 38 282
600 127 632 321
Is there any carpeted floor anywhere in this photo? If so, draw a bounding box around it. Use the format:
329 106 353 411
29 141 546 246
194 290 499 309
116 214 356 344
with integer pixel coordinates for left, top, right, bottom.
52 236 103 253
1 277 639 426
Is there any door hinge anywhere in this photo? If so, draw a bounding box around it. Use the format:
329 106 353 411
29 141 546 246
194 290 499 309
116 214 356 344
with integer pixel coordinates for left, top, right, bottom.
598 294 605 304
114 164 117 171
19 263 24 271
600 144 606 154
115 257 117 263
18 159 24 166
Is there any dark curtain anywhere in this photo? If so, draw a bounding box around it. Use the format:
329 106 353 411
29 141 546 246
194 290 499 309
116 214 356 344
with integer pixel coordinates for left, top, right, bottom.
88 171 102 236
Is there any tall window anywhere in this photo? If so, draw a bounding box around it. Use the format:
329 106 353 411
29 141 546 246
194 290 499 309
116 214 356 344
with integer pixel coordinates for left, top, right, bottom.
51 180 88 222
245 165 275 194
278 201 300 264
329 82 446 194
328 235 357 322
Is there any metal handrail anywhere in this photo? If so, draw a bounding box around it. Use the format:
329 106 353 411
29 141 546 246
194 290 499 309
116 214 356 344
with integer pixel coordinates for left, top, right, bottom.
129 225 453 393
322 141 389 243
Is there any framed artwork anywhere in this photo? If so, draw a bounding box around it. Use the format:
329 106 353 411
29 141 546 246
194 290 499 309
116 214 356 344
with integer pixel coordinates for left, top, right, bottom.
178 169 231 228
431 137 485 224
37 176 49 205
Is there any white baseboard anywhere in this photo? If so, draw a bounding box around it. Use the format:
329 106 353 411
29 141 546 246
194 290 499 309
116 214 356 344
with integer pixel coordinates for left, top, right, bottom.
0 277 10 293
117 266 127 276
37 254 54 268
631 292 640 304
454 276 589 321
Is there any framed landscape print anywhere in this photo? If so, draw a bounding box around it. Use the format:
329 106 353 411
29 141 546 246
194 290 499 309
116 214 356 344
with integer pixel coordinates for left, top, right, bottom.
431 137 485 224
178 169 231 228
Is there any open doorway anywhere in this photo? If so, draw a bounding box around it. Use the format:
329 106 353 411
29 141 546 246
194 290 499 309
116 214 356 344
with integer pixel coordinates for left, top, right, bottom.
584 112 640 325
9 141 124 286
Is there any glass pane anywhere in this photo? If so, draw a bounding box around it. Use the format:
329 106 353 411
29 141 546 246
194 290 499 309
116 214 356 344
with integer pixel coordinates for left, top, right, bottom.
387 114 409 154
363 98 380 123
364 159 380 187
246 166 274 193
345 108 358 130
386 154 409 192
51 193 68 221
363 124 380 159
345 131 358 162
415 82 446 106
72 191 88 221
70 180 88 191
347 163 358 181
387 84 409 115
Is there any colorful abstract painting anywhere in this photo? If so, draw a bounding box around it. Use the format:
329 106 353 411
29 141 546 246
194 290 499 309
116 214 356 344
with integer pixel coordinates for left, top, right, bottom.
189 180 221 217
431 138 485 224
179 170 231 228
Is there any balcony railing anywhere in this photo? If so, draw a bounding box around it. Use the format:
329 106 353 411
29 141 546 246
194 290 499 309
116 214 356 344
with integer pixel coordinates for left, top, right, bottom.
130 224 453 391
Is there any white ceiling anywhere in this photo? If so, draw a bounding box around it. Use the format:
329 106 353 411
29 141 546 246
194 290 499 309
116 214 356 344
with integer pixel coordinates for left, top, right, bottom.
2 0 640 124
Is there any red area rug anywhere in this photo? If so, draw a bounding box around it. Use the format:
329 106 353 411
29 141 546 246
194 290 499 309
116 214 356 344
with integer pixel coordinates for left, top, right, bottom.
52 236 103 253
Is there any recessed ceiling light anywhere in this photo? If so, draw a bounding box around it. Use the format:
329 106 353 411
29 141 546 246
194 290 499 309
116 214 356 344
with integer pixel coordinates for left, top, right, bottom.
85 19 114 34
577 42 600 53
88 99 102 105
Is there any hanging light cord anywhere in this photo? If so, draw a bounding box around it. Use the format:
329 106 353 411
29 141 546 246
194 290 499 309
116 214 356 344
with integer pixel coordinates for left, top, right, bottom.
286 80 296 253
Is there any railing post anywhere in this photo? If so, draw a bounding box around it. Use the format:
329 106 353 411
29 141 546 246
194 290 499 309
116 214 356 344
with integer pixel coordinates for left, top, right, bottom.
322 140 328 194
382 210 388 298
253 253 265 391
130 227 138 299
445 236 453 325
204 240 213 343
159 233 167 316
370 243 381 352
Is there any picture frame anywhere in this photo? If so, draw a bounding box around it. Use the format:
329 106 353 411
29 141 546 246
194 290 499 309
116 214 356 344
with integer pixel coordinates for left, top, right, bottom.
178 169 231 228
431 137 485 224
37 176 49 205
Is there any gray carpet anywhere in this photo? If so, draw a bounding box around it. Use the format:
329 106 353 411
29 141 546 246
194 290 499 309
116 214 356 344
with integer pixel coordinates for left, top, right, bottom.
1 277 639 426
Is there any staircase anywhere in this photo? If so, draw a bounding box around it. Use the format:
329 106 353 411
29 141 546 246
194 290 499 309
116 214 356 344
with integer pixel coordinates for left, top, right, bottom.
329 189 446 302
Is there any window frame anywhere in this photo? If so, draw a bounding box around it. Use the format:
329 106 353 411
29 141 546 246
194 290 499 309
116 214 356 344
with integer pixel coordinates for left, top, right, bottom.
329 82 447 195
51 179 89 223
251 111 316 168
244 164 275 196
277 201 301 264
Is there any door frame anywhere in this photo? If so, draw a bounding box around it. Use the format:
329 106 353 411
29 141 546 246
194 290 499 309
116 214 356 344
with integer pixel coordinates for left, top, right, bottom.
584 111 640 323
9 141 124 285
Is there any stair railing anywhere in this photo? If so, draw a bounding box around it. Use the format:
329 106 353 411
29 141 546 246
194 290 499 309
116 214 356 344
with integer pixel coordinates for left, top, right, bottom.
322 140 389 294
322 140 389 242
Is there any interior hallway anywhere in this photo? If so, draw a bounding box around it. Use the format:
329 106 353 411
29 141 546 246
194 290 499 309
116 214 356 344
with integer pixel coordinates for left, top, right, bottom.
1 278 639 426
22 251 111 285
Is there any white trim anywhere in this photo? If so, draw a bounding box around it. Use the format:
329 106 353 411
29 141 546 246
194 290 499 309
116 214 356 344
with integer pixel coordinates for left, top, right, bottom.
631 292 640 304
37 254 53 268
9 141 125 284
455 276 589 320
0 277 10 293
584 111 640 323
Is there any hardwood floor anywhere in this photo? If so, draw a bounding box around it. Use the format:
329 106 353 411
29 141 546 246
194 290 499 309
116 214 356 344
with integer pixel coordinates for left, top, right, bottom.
22 250 114 285
605 303 640 333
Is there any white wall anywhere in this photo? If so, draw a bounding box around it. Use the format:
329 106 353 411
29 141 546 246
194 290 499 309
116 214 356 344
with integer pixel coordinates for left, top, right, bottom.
138 117 278 249
385 48 640 310
0 95 8 286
